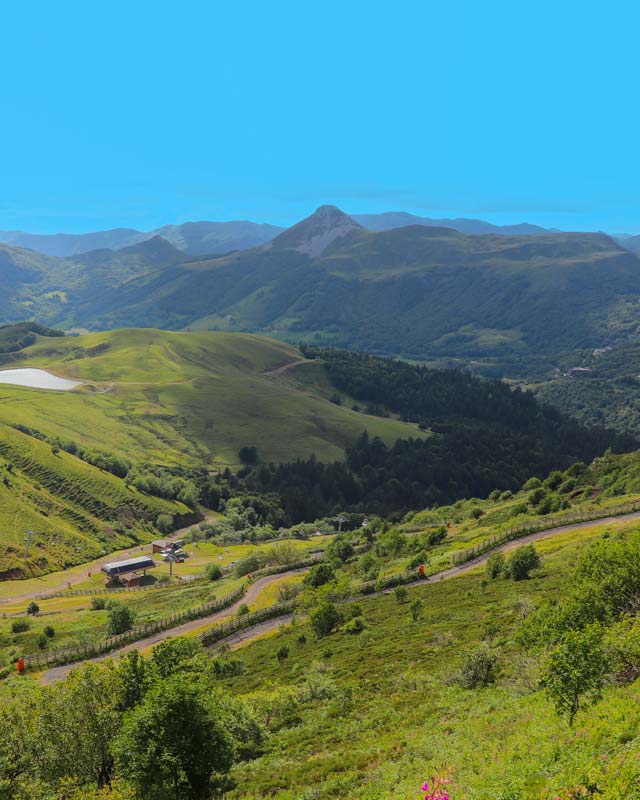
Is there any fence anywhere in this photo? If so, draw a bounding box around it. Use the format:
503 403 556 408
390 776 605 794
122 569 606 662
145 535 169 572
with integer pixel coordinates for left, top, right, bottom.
23 584 247 669
198 599 298 647
450 500 640 566
37 549 326 600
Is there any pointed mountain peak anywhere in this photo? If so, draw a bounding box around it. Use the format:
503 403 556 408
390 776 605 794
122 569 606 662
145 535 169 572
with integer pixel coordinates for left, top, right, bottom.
271 205 363 257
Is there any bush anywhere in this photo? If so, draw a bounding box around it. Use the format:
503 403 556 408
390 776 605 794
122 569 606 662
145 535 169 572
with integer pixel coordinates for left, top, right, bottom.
303 562 334 588
409 598 423 622
26 601 39 616
11 619 30 633
486 551 505 579
43 625 55 638
206 563 223 581
91 597 107 611
38 634 48 650
276 645 290 665
310 601 343 638
342 616 368 635
395 585 409 604
234 553 267 577
156 514 173 534
458 645 498 689
107 603 135 635
237 604 250 617
427 527 447 546
507 545 541 581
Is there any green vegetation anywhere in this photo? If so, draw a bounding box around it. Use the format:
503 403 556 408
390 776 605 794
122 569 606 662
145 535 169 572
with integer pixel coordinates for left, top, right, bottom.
0 422 188 577
2 328 423 469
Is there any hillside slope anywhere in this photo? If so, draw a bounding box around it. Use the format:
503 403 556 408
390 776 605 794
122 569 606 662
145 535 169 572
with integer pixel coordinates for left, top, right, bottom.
0 423 189 578
0 328 424 468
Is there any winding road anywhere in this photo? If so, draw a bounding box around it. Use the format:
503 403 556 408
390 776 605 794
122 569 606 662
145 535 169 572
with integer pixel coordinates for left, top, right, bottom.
40 508 640 684
41 569 306 685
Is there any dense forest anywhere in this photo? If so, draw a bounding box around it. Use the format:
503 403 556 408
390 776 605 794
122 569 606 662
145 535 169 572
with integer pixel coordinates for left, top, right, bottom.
235 349 635 523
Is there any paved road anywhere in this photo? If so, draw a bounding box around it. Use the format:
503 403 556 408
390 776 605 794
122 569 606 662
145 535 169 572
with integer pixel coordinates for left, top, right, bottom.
40 508 640 683
41 568 306 685
202 509 640 653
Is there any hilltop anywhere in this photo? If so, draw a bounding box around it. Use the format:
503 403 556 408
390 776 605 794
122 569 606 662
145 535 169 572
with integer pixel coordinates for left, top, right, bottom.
0 327 423 469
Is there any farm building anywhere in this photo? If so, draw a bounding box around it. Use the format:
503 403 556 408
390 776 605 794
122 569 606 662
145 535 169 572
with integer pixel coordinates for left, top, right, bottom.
101 555 155 584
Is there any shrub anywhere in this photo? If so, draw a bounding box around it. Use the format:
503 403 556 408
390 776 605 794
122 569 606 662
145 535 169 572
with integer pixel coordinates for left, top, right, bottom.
342 616 368 635
507 545 541 581
409 598 423 622
107 603 135 635
237 604 250 617
395 585 409 604
91 597 107 611
276 645 290 665
43 625 55 638
234 553 267 577
206 563 223 581
310 601 343 638
543 624 607 725
458 645 498 689
427 527 447 546
37 634 48 650
303 562 334 588
471 507 484 520
26 601 39 616
486 551 505 579
11 619 29 633
156 514 173 534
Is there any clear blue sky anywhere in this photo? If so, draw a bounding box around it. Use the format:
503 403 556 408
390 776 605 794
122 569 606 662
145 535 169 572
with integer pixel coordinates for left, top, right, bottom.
2 0 640 234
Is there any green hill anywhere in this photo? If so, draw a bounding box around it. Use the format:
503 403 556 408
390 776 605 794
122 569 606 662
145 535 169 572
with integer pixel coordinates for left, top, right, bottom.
0 328 424 469
0 423 190 578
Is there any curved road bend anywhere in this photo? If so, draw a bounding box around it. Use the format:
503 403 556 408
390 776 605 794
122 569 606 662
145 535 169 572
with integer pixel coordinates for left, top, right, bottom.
41 568 307 685
41 509 640 683
204 509 640 654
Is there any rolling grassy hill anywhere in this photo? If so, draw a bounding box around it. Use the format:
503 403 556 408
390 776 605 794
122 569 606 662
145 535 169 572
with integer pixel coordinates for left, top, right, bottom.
0 423 190 578
0 328 424 469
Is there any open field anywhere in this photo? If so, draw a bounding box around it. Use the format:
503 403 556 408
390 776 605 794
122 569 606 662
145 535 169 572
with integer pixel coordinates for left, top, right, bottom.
1 329 426 468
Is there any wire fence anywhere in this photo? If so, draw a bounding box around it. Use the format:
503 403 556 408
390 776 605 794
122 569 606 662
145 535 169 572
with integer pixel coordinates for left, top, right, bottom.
450 500 640 565
23 584 247 669
198 600 298 647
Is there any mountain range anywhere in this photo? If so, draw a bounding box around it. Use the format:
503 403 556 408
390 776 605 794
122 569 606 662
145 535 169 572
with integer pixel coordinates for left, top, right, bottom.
3 205 640 377
0 211 562 259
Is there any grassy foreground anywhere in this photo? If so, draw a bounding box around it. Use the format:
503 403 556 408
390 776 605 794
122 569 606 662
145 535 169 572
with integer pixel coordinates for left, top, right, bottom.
218 522 640 799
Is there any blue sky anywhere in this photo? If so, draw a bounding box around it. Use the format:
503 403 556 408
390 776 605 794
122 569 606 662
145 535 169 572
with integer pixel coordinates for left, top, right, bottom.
2 0 639 233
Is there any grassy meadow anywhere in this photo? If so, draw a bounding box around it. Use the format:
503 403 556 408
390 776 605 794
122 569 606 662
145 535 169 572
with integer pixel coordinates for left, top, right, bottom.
0 328 425 468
